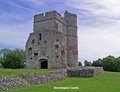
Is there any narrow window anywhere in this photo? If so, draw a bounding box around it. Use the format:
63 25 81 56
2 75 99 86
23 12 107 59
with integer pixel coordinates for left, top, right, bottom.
34 53 38 57
39 33 42 40
61 49 65 55
56 39 59 41
32 39 35 44
56 55 59 58
55 45 59 52
28 48 32 55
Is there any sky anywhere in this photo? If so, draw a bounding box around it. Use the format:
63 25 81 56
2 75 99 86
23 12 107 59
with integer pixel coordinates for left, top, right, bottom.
1 0 120 62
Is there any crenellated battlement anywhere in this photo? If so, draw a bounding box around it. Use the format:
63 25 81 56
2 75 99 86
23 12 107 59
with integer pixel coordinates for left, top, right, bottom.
64 11 77 17
34 11 77 25
34 11 64 23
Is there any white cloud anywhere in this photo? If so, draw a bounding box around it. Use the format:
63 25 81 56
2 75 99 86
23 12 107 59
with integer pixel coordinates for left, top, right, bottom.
0 21 33 49
0 0 43 49
65 0 120 62
66 0 120 18
26 0 43 6
5 1 32 12
78 23 120 62
1 0 120 63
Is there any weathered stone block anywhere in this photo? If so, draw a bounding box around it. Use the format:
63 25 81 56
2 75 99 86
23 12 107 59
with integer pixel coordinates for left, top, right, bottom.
67 67 103 77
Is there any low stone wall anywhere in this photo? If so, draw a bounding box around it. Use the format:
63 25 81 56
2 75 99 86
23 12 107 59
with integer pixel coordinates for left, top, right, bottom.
0 75 28 91
67 66 103 77
0 69 67 91
19 69 67 85
0 67 103 91
93 67 103 76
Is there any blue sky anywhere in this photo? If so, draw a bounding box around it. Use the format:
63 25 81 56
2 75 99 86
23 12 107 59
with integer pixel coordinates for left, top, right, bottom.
1 0 120 62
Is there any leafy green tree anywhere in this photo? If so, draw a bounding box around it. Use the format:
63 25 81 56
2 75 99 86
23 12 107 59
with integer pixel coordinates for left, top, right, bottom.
84 60 92 66
102 55 116 71
92 58 102 67
0 48 11 57
1 48 25 69
0 58 3 68
91 55 120 72
0 48 11 68
0 57 4 63
115 57 120 72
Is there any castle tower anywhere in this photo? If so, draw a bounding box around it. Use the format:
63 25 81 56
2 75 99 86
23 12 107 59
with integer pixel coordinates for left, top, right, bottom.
26 11 78 69
65 11 78 67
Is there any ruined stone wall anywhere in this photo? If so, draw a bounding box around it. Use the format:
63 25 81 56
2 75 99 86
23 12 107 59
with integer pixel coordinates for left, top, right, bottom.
0 67 103 91
67 67 103 77
26 30 67 68
0 69 67 91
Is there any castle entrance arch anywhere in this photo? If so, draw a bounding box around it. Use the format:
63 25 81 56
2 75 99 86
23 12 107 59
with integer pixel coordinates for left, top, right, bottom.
39 59 48 69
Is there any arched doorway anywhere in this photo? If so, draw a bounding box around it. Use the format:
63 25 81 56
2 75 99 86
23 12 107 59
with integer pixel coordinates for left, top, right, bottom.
39 59 48 69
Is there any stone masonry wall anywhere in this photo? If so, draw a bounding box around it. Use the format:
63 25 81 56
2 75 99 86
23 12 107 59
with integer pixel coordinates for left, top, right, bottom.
0 67 103 91
67 67 103 77
0 75 28 91
0 69 67 91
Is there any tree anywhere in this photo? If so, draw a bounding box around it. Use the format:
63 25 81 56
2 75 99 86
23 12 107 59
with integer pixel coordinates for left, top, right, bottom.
0 48 11 68
102 55 116 71
92 58 102 67
91 55 120 72
0 57 4 68
84 60 92 66
0 48 11 57
78 62 82 66
114 57 120 72
1 48 25 69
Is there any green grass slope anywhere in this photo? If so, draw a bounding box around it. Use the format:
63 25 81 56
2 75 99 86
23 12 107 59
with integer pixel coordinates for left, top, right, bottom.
4 72 120 92
0 69 53 75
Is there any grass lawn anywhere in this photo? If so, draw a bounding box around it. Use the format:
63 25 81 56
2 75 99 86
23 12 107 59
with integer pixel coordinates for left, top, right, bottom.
4 71 120 92
0 69 53 75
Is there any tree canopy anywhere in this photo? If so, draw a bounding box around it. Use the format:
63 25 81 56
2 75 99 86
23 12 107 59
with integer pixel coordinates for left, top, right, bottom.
92 55 120 72
0 48 25 69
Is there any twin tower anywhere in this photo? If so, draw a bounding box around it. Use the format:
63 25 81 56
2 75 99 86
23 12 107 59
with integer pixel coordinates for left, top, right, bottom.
26 11 78 69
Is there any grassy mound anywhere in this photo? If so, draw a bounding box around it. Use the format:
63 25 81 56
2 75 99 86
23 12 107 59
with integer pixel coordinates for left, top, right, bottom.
0 69 53 75
3 71 120 92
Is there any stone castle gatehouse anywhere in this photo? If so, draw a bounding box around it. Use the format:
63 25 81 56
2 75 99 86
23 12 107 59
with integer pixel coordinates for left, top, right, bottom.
26 11 78 69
